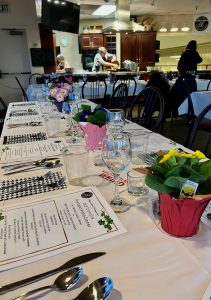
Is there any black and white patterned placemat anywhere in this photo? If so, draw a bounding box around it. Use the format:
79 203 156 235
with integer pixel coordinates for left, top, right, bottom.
3 132 47 144
0 171 66 201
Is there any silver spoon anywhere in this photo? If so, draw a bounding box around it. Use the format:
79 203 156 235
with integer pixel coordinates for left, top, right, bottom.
72 277 113 300
4 160 61 175
12 267 83 300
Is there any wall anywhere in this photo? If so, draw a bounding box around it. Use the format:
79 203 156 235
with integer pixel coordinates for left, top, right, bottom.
0 0 42 103
54 31 82 72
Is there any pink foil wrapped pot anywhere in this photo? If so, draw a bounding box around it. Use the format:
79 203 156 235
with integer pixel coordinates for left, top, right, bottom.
79 122 107 151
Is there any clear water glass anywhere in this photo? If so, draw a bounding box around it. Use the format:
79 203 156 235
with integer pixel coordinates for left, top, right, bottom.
107 109 125 136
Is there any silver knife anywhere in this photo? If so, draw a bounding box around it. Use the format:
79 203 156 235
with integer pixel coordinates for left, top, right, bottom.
1 157 59 169
0 252 105 294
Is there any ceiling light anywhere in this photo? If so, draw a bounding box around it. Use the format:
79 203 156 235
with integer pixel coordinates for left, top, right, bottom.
181 25 190 32
159 26 167 32
170 25 179 32
54 0 59 4
92 5 116 16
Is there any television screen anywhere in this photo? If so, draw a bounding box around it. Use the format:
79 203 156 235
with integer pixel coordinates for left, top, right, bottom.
41 0 80 34
30 48 55 66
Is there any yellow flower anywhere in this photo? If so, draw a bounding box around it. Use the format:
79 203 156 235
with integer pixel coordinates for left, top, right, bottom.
159 148 179 164
194 150 206 160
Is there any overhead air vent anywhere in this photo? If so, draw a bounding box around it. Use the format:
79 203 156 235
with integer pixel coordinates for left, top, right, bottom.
0 3 9 13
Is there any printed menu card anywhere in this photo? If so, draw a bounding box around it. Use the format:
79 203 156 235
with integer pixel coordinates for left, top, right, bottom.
0 187 126 271
0 138 67 162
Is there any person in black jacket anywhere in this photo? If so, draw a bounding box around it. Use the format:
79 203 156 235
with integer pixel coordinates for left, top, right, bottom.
170 40 203 117
177 40 202 92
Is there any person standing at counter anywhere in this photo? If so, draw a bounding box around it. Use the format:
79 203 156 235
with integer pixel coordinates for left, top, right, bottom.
56 54 70 73
92 47 119 71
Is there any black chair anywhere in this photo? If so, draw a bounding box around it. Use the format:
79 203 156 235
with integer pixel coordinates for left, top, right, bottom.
206 80 211 91
127 86 165 132
0 97 7 134
185 104 211 155
29 73 44 84
82 76 107 105
109 83 128 115
112 75 137 100
15 76 29 102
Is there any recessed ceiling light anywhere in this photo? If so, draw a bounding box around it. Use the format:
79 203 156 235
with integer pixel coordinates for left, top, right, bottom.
181 25 190 32
92 5 116 16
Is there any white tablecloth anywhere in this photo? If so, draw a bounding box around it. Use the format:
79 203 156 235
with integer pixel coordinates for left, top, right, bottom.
0 103 210 300
26 80 147 102
178 91 211 119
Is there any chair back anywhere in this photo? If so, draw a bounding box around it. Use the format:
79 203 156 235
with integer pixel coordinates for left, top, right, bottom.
206 80 211 91
29 73 44 84
15 76 29 102
185 104 211 152
109 83 128 112
112 75 137 99
182 78 195 125
127 86 165 132
82 76 107 103
0 97 7 134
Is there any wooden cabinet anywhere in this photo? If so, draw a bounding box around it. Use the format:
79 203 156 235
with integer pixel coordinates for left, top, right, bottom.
80 34 103 50
121 31 156 68
104 34 116 54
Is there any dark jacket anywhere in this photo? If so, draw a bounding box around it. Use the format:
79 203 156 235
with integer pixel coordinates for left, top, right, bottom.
177 49 202 75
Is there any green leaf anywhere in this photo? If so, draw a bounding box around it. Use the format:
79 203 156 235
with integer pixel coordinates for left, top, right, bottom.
148 165 168 177
87 115 97 124
166 165 205 183
164 176 187 190
197 160 211 179
145 174 176 194
81 104 91 112
198 178 211 194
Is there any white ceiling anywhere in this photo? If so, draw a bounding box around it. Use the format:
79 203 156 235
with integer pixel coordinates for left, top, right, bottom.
36 0 211 19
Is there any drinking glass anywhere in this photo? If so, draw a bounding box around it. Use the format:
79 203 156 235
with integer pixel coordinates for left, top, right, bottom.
106 109 125 136
63 101 81 143
102 133 132 213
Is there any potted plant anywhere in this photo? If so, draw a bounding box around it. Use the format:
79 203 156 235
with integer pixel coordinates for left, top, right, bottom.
136 149 211 237
48 79 73 112
73 104 107 150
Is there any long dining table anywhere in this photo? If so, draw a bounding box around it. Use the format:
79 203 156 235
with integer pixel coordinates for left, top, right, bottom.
0 100 210 300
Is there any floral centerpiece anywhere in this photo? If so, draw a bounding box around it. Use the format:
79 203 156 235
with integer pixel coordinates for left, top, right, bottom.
137 149 211 237
48 78 73 112
73 104 107 150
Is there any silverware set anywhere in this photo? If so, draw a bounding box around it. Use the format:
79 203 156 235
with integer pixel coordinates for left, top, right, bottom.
7 122 43 128
0 252 113 300
2 158 61 175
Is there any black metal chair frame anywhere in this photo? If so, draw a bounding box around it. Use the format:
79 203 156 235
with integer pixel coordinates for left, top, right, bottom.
28 73 44 85
15 76 29 102
109 83 129 115
206 80 211 91
185 104 211 154
127 86 165 132
0 97 7 134
82 76 107 103
112 75 137 100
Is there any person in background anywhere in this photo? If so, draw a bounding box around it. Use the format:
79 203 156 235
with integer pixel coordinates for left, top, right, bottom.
92 47 119 71
170 40 203 118
56 54 70 73
177 40 203 92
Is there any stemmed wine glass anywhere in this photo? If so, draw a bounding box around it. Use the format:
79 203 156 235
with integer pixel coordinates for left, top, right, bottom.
102 133 132 213
106 109 125 136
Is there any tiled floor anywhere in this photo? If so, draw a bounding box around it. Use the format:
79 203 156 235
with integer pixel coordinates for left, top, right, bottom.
160 117 211 158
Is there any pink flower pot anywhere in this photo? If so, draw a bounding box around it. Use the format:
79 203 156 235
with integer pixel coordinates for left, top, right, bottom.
159 193 210 237
79 123 107 150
